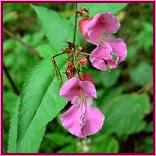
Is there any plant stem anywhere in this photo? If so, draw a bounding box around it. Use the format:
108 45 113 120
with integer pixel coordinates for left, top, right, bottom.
3 63 19 95
73 2 78 46
51 52 65 87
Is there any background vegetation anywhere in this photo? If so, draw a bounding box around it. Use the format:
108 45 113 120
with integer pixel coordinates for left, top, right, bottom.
3 3 153 153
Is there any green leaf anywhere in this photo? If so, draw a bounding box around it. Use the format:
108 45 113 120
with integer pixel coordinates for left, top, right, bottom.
102 69 121 87
4 91 18 114
135 22 152 54
78 3 128 16
31 5 76 52
36 44 55 58
92 69 121 88
103 94 152 136
4 11 17 23
127 46 137 60
44 132 74 147
59 144 77 153
91 135 119 152
4 39 16 54
40 132 74 152
8 98 20 152
95 87 123 107
130 62 152 86
16 58 67 152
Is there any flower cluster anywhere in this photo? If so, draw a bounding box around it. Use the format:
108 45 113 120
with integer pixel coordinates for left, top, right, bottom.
59 10 127 138
79 12 127 70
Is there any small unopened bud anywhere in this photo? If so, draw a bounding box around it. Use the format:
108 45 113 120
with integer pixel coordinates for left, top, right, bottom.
76 8 89 19
64 41 75 53
66 62 76 79
76 46 86 54
78 56 88 66
67 42 75 50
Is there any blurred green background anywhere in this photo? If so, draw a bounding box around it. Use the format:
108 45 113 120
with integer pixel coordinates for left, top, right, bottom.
3 3 153 153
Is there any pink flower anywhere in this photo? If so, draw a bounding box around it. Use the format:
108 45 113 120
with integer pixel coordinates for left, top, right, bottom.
60 75 104 138
79 12 120 45
79 12 127 70
89 39 127 70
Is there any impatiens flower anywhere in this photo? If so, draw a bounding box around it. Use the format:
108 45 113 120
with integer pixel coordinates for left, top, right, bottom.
60 75 104 138
79 12 120 45
89 39 127 70
79 12 127 70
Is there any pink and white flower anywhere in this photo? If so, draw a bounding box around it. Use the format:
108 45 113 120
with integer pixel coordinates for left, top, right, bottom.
79 12 127 70
60 75 104 138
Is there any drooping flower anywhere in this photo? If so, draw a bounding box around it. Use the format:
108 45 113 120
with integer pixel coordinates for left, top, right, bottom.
60 74 104 138
89 39 127 70
79 12 120 45
79 12 127 70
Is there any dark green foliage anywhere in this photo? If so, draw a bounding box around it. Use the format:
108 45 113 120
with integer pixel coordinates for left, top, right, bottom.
130 62 152 86
103 94 152 135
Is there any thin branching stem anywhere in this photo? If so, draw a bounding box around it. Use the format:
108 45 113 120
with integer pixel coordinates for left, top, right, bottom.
3 63 19 95
51 52 65 87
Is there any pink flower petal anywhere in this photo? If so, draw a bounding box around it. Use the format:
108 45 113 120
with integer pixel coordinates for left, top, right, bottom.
80 81 97 98
60 104 85 138
89 42 112 70
79 19 90 41
107 60 118 69
79 12 120 45
71 96 93 106
90 57 106 70
61 103 104 138
60 77 80 101
81 106 105 137
88 12 120 34
107 39 127 62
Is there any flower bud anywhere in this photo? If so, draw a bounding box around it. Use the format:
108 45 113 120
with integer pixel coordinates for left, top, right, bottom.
76 46 86 54
66 62 76 79
76 7 89 19
78 56 88 66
